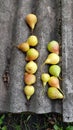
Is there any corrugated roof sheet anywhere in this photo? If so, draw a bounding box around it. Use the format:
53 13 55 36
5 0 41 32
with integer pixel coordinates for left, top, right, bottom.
0 0 73 122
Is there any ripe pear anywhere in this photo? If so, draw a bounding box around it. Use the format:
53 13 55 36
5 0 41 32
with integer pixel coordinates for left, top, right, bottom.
24 72 36 85
24 85 35 100
17 42 30 52
26 48 39 61
48 76 60 89
25 61 38 74
47 40 59 54
44 53 60 65
49 65 61 77
25 13 37 30
47 87 64 99
41 73 50 87
27 35 38 46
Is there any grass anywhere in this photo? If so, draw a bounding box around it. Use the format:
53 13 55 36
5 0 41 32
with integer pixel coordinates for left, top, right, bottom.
0 113 73 130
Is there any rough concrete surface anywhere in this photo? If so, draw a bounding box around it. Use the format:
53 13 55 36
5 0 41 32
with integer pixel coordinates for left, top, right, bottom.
0 0 73 122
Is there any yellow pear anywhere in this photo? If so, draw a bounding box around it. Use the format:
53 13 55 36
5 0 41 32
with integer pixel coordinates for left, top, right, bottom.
27 35 38 47
24 72 36 85
25 61 38 74
41 73 50 87
25 14 37 30
17 42 30 52
47 40 60 55
47 87 64 99
26 48 39 61
44 53 60 64
24 85 35 100
48 76 60 89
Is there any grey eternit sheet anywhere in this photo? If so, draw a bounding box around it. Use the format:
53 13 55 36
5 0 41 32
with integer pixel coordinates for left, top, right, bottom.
0 0 73 122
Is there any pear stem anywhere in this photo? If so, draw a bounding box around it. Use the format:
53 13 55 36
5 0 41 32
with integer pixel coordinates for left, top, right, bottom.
41 88 45 95
27 96 31 100
31 29 33 35
43 82 47 87
58 88 64 97
40 62 45 73
59 76 63 80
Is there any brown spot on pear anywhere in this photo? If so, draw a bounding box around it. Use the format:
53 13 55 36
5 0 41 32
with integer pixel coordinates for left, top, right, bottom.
47 40 60 55
25 61 38 74
26 48 39 61
41 73 50 87
25 14 37 30
27 35 38 47
48 76 60 89
24 72 36 85
17 42 30 52
47 87 64 99
24 85 35 100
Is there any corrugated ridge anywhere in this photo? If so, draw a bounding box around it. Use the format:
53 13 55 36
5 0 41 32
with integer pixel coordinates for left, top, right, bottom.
0 0 17 111
62 0 73 122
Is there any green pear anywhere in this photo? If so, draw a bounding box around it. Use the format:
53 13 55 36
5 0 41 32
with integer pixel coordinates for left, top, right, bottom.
49 65 61 77
47 40 59 54
47 87 64 99
26 48 39 61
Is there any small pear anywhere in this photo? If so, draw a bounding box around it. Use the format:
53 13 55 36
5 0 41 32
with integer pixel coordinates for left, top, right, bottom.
24 72 36 85
41 73 50 87
47 87 64 99
26 48 39 61
49 65 61 77
24 85 35 100
25 61 38 74
27 35 38 46
25 14 37 30
47 40 59 54
48 76 60 89
44 53 60 65
17 42 30 52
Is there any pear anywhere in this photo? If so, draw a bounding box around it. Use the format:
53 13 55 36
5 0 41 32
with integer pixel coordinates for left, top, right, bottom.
24 85 35 100
25 13 37 30
27 35 38 46
17 42 30 52
48 76 60 89
25 61 38 74
47 40 59 54
47 87 64 99
24 72 36 85
26 48 39 61
41 73 50 87
44 53 60 65
49 65 61 77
